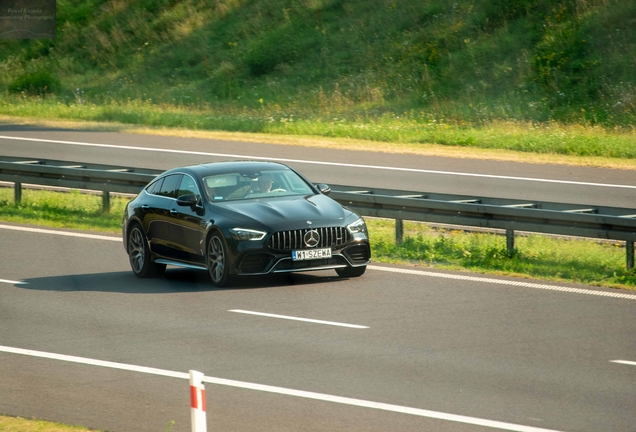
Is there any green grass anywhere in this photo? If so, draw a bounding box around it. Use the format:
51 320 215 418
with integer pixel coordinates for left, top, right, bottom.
2 0 636 169
1 0 635 129
1 187 634 290
0 414 96 432
369 219 636 290
2 97 636 163
0 188 127 232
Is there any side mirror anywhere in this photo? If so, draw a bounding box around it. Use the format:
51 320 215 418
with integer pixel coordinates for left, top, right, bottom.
316 183 331 195
176 194 198 207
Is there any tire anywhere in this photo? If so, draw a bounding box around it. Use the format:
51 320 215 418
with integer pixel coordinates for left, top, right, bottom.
336 265 366 278
207 233 232 287
127 224 166 278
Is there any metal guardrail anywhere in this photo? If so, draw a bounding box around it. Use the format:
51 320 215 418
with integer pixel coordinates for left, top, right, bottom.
1 156 635 268
0 156 159 210
329 184 636 268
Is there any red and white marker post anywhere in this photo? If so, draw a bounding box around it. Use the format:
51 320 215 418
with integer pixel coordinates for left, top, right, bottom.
189 370 207 432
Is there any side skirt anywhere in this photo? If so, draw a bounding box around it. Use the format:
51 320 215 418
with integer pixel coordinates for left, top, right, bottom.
154 259 207 271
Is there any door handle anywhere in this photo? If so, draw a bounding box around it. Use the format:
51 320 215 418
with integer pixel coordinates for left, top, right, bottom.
141 204 150 211
170 209 178 216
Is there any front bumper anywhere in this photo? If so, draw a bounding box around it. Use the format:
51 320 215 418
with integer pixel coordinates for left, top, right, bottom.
233 241 371 276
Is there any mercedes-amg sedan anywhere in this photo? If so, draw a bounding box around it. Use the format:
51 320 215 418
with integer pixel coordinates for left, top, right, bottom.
122 161 371 286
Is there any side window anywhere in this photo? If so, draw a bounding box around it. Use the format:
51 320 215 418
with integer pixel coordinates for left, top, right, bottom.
177 175 201 201
157 174 182 198
145 177 164 195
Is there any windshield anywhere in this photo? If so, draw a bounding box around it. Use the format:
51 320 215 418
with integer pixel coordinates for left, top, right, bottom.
202 168 315 202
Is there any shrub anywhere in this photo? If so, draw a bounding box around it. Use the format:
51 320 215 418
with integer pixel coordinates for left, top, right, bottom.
9 70 61 96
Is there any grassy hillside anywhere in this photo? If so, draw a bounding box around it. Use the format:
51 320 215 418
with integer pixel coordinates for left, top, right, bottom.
0 0 635 129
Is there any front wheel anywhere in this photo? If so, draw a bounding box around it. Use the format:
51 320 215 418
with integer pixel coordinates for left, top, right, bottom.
207 233 232 287
127 225 166 278
336 265 366 278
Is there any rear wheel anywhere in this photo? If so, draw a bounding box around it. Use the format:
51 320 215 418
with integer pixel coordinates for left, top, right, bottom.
207 233 232 287
127 225 166 278
336 265 366 278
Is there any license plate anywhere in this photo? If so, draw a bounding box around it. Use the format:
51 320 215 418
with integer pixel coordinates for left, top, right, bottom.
292 248 332 261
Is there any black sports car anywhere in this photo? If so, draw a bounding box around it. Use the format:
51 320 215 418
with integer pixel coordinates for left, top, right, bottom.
122 161 371 286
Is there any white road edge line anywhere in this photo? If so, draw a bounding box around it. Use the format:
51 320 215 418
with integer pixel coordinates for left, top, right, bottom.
0 345 561 432
611 360 636 366
368 265 636 301
2 224 634 301
1 134 635 190
0 224 121 241
0 279 26 285
229 309 368 328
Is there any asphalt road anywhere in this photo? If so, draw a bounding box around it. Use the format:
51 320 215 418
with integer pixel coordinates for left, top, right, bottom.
0 225 635 432
1 124 636 208
0 125 635 431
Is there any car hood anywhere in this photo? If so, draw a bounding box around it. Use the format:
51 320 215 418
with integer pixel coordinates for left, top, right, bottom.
212 194 350 231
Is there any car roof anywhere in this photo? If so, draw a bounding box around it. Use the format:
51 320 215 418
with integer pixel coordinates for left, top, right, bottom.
162 160 290 178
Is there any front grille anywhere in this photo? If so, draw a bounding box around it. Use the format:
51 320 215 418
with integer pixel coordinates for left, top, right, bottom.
269 227 351 250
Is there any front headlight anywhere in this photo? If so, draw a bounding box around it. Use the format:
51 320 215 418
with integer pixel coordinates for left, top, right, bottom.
229 228 267 241
347 217 367 235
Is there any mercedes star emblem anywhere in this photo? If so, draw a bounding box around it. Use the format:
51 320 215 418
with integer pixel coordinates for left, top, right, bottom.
304 229 320 248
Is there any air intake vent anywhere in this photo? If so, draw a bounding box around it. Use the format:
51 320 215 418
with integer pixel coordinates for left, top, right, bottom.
345 245 370 264
238 253 272 273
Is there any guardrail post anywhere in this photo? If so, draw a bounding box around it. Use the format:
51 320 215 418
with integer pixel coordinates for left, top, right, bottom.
102 191 110 213
14 182 22 205
190 370 207 432
627 241 634 270
395 219 404 244
506 229 515 257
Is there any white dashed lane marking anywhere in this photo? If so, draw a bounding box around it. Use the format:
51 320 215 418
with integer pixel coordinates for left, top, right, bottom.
229 309 369 328
611 360 636 366
368 265 636 301
0 279 26 285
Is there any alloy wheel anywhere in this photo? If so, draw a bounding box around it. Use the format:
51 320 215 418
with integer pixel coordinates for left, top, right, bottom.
208 236 225 284
128 227 145 274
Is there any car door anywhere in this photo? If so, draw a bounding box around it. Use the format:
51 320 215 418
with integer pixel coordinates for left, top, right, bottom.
167 174 207 264
143 174 182 258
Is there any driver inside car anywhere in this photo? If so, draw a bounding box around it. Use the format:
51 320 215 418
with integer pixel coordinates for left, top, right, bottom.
256 174 274 193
